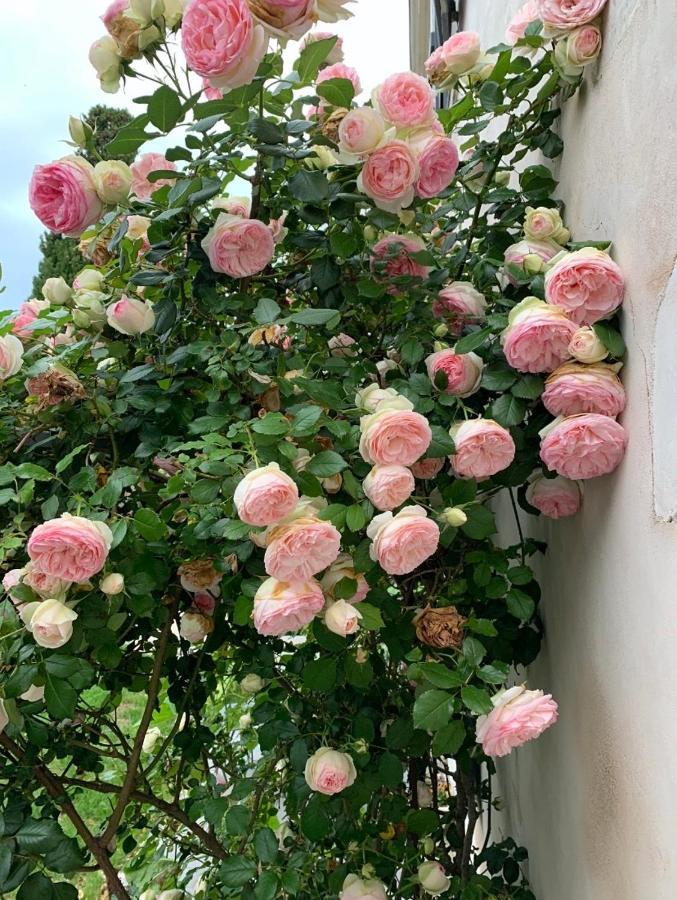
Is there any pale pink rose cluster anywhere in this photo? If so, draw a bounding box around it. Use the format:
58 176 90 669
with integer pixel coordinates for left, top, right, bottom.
328 69 458 213
368 506 440 576
476 684 558 757
202 213 275 277
432 282 487 334
305 746 356 795
540 413 627 480
526 472 582 519
235 466 368 638
425 31 482 87
425 347 483 398
370 235 430 292
450 419 516 481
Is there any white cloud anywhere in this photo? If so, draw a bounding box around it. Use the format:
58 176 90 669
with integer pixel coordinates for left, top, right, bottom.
0 0 411 306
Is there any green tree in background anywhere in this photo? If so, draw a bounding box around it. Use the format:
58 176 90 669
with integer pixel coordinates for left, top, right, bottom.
31 105 133 299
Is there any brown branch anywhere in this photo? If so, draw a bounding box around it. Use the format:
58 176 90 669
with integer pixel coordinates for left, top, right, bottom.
101 600 177 846
61 776 226 861
0 734 130 900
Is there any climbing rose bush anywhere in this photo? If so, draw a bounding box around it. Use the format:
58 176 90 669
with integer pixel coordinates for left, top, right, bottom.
0 0 623 898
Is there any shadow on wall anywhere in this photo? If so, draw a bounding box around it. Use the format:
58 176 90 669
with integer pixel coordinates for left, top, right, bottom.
652 261 677 521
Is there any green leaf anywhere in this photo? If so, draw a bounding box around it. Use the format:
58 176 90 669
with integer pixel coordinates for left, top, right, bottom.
253 297 281 324
511 374 544 400
346 504 366 532
355 602 383 631
254 828 279 864
431 720 466 756
479 80 504 111
18 873 77 900
490 394 527 427
106 118 151 157
378 752 403 789
147 85 183 132
16 819 62 854
462 636 486 667
288 308 339 326
427 425 455 458
252 413 290 436
478 663 509 685
413 689 453 732
225 805 250 836
460 685 493 715
506 588 536 621
296 36 338 81
134 508 167 542
44 680 77 720
219 857 257 889
417 662 463 689
14 463 52 481
302 657 337 692
301 798 331 841
306 451 347 478
288 170 330 203
406 809 439 835
316 77 355 108
291 405 322 436
255 871 278 900
461 505 497 538
594 321 626 357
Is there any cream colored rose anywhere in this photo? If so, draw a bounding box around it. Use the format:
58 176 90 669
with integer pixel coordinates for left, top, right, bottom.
440 507 467 527
568 325 608 363
179 611 213 643
25 599 78 649
418 861 450 895
304 747 357 795
324 599 362 637
523 206 569 245
142 727 163 753
355 384 401 413
42 276 72 305
74 268 105 291
0 335 24 382
101 573 125 595
240 674 265 694
163 0 186 26
89 36 123 93
94 160 133 204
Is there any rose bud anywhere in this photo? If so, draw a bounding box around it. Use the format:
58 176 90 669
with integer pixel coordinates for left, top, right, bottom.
100 573 125 595
304 747 357 795
106 295 155 336
418 861 450 895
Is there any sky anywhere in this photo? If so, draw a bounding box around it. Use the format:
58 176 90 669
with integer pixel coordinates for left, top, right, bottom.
0 0 411 309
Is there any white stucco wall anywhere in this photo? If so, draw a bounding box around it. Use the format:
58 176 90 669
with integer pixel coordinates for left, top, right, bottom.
456 3 677 898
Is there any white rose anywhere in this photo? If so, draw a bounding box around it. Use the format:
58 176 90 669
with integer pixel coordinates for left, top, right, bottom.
179 611 212 643
568 325 608 363
106 295 155 336
0 335 24 382
94 161 133 204
355 384 400 413
238 713 252 730
20 685 45 703
339 873 388 900
142 727 163 753
74 268 105 291
89 36 123 93
304 747 357 795
100 573 125 595
240 674 265 694
324 599 362 637
0 699 8 735
440 507 467 527
41 277 72 305
25 599 77 649
418 861 450 895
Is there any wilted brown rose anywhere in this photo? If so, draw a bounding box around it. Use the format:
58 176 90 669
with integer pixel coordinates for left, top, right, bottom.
178 559 223 595
413 605 466 649
321 107 349 143
25 365 86 410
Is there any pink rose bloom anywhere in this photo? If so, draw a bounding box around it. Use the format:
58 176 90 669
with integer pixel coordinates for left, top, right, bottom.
536 0 609 31
374 71 436 128
502 298 577 374
29 156 104 238
12 299 50 341
542 362 626 417
338 108 386 158
540 413 628 479
544 248 625 325
253 576 325 636
247 0 315 39
214 195 251 217
130 153 177 201
425 348 483 397
476 685 558 757
425 31 481 84
264 517 341 581
506 0 540 44
27 513 113 583
432 282 486 333
568 325 608 363
415 137 460 199
202 213 275 277
203 78 224 101
193 591 217 616
358 141 418 213
300 31 344 65
182 0 268 91
106 295 155 335
368 505 440 576
320 554 370 603
370 234 430 287
234 462 299 526
410 457 444 480
324 598 362 636
360 407 432 467
305 747 357 795
102 0 128 30
504 238 561 284
526 472 582 518
22 564 71 600
317 63 362 96
450 419 516 479
363 465 415 511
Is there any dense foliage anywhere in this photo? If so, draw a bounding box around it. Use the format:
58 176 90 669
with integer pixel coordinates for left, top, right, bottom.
0 1 624 898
